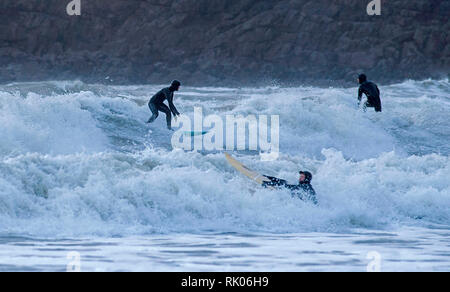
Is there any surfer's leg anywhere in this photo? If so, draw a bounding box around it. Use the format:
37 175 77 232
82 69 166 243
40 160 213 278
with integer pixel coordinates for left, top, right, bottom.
373 97 382 112
147 102 159 123
157 103 172 129
365 99 381 113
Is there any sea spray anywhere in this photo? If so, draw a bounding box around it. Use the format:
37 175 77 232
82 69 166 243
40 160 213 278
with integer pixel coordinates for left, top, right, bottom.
0 80 449 237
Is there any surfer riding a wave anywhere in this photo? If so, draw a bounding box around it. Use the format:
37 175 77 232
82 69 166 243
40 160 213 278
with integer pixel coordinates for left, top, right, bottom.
147 80 182 130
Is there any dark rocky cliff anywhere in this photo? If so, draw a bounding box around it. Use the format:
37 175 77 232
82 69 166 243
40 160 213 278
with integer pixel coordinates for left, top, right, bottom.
0 0 448 86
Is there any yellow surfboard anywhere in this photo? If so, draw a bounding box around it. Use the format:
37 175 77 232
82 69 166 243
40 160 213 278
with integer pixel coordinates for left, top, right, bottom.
225 153 271 185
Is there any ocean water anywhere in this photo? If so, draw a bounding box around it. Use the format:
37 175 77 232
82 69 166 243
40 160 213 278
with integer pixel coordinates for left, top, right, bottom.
0 79 449 271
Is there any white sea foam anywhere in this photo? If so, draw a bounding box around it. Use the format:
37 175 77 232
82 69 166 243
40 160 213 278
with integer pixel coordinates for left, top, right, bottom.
0 80 449 237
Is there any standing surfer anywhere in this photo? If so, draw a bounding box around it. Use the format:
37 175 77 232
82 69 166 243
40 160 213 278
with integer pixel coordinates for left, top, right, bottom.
147 80 182 130
357 74 382 112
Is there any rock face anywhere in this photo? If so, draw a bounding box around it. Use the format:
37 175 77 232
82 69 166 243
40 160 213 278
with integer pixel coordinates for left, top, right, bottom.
0 0 448 86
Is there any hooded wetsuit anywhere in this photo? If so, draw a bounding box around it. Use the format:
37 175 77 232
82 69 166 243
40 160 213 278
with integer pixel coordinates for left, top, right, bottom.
358 81 382 112
147 87 180 129
262 176 318 205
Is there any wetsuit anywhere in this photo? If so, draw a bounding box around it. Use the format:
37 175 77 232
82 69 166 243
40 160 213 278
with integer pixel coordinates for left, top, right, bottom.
262 176 318 205
147 87 180 129
358 81 382 112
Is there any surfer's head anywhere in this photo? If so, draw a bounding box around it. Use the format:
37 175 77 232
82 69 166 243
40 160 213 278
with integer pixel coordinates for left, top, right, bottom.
299 171 312 184
358 74 367 84
170 80 181 91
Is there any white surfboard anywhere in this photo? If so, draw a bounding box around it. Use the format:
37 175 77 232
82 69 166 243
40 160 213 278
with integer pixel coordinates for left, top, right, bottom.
225 153 271 185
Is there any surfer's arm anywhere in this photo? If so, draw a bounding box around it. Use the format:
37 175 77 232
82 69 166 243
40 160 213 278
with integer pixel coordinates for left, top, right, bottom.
262 176 287 188
167 93 180 116
358 87 363 103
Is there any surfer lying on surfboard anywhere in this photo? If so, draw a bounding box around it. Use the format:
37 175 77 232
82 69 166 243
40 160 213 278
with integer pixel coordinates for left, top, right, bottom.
262 171 318 205
224 153 317 205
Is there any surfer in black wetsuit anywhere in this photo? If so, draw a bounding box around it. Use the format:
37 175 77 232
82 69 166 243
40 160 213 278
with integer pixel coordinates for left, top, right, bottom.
147 80 181 130
357 74 382 112
262 171 318 205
